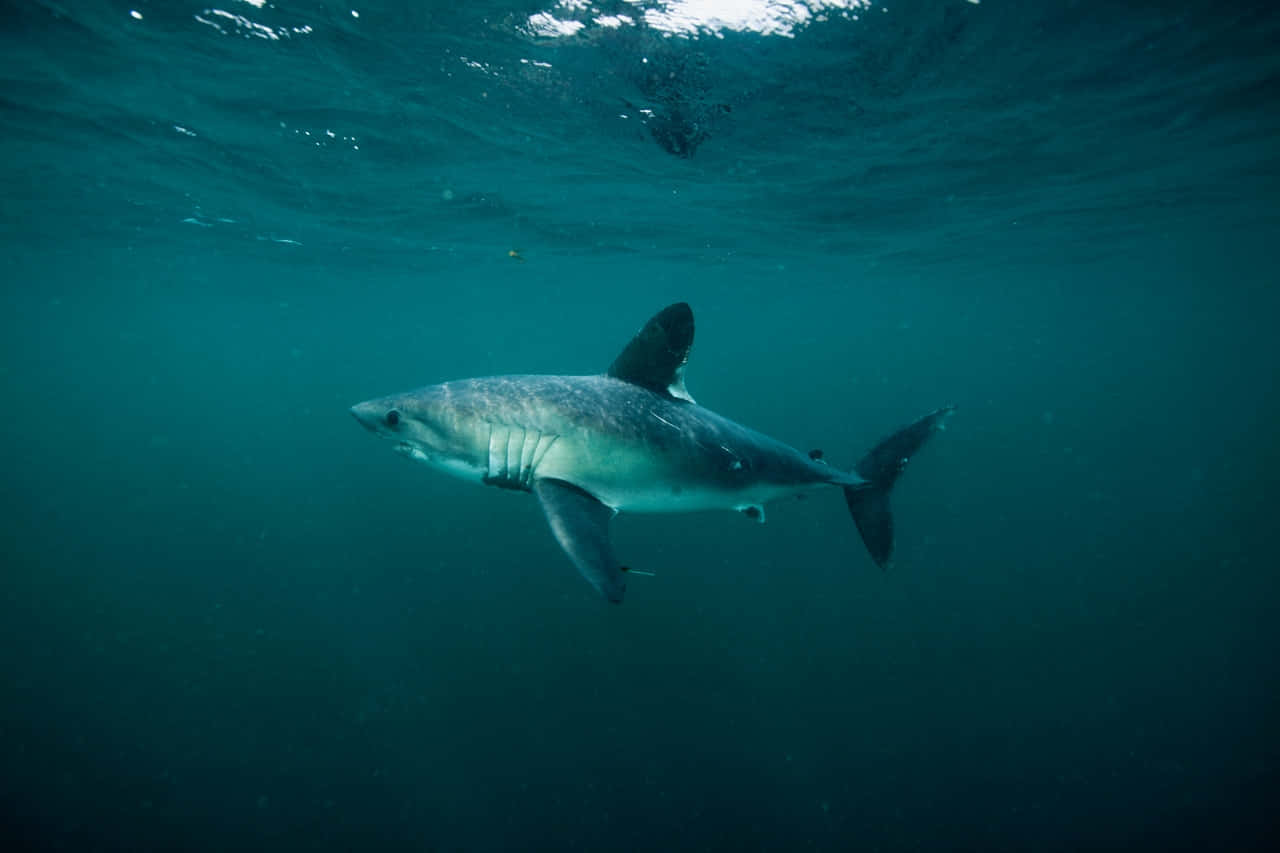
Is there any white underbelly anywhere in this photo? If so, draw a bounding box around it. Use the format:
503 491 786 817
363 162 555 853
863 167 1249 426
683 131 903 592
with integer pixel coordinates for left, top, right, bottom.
537 443 799 513
598 484 739 513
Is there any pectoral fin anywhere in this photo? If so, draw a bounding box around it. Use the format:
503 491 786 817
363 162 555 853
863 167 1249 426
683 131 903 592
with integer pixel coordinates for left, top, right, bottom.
533 478 627 603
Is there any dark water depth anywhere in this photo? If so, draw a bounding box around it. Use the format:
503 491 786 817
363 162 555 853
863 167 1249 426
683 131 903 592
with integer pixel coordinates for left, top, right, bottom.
2 1 1278 850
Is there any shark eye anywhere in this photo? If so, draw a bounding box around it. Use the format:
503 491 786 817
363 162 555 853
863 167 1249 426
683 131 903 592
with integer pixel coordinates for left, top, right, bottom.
385 409 401 427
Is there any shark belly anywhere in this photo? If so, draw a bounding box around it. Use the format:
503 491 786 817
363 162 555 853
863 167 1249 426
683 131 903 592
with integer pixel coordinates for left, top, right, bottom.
533 432 797 514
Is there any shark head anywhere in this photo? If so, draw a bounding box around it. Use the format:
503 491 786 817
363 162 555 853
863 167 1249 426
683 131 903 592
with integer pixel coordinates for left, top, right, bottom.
349 386 488 481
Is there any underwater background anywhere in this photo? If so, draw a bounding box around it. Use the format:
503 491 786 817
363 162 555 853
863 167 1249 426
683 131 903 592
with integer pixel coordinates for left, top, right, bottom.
2 0 1277 849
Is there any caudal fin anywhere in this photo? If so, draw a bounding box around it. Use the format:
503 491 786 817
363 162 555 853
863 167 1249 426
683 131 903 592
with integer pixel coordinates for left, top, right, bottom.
844 406 954 567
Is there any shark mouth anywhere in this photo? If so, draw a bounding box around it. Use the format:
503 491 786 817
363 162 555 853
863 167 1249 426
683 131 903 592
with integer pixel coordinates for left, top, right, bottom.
394 442 430 463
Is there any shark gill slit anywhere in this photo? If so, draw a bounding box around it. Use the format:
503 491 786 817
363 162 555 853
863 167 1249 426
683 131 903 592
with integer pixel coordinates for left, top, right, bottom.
531 433 558 475
518 430 540 484
487 424 507 479
505 427 525 482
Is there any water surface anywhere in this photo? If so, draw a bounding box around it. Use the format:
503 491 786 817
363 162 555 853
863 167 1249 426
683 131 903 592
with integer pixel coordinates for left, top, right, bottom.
2 1 1277 849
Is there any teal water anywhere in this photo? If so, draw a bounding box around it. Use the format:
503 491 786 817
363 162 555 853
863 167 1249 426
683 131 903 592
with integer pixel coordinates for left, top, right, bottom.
3 1 1278 849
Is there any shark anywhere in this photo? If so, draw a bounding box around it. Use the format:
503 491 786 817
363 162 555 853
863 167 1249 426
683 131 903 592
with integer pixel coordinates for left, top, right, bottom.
350 303 953 603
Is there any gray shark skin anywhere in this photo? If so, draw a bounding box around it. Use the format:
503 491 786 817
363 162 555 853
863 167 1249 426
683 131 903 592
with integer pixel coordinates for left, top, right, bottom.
351 303 953 603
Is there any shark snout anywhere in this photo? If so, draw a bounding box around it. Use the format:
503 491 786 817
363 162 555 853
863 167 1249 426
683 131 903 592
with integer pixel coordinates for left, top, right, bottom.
350 402 382 433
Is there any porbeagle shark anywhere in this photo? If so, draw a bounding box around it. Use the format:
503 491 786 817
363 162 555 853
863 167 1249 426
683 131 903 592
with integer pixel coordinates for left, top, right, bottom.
351 303 952 602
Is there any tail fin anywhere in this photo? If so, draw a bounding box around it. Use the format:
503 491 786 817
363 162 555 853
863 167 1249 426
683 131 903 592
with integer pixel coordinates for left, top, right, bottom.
844 406 954 567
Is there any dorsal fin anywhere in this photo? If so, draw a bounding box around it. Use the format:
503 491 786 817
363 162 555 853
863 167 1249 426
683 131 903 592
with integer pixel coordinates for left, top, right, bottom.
607 302 695 403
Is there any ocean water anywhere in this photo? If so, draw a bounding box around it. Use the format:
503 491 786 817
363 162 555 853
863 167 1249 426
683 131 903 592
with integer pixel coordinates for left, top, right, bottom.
2 0 1278 849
